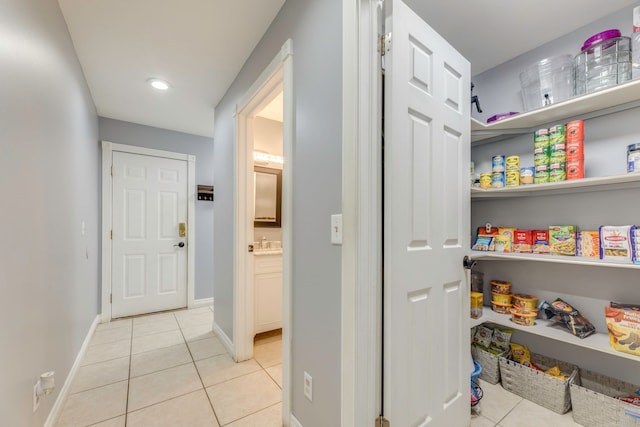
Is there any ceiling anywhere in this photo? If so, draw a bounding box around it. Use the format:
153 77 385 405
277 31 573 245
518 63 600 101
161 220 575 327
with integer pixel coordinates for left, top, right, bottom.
58 0 637 138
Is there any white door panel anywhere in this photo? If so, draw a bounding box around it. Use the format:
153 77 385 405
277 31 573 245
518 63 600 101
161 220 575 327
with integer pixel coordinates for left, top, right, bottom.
383 0 470 425
112 152 188 318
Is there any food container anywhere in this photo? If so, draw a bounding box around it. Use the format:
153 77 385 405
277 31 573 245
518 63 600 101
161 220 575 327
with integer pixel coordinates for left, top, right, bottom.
628 143 640 173
520 167 535 184
471 270 484 293
490 280 512 294
567 159 584 180
491 171 505 188
491 292 512 305
492 301 512 314
520 55 574 111
479 173 492 188
470 291 483 319
512 294 538 311
492 155 506 172
506 156 520 171
574 29 632 95
510 308 538 326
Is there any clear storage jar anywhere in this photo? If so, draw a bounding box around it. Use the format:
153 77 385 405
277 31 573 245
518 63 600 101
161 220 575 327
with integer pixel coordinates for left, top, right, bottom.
520 55 574 112
574 29 631 95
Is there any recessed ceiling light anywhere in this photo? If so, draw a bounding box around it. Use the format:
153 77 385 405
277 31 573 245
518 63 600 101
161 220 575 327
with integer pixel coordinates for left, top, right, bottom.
147 78 170 91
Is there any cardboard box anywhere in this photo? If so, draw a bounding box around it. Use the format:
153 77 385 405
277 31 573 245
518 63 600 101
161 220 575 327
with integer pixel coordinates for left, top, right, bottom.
549 225 576 256
532 230 550 254
514 230 533 253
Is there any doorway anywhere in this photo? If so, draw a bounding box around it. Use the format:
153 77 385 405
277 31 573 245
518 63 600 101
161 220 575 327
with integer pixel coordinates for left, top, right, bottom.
101 142 196 322
233 39 293 423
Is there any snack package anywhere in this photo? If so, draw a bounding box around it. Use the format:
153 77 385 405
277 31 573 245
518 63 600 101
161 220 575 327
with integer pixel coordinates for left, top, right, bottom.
493 235 512 253
477 225 498 251
545 366 567 380
513 230 533 253
617 395 640 407
539 298 596 339
532 230 550 254
472 235 493 251
605 302 640 357
473 326 493 348
510 342 532 366
490 328 514 352
577 231 600 258
498 227 517 244
600 225 635 263
549 225 577 256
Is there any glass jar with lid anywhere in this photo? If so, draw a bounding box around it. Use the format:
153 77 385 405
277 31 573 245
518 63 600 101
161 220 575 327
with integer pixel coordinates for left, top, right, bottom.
574 29 631 95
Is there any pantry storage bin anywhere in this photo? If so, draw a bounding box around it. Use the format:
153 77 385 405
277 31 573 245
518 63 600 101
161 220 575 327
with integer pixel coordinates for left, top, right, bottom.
520 55 574 111
471 344 509 385
499 353 578 414
570 369 640 427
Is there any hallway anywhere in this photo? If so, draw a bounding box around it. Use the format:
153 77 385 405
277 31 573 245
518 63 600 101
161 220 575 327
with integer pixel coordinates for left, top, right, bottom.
55 307 283 426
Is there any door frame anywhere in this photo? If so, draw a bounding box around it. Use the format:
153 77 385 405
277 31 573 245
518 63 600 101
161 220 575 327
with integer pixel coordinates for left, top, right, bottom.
341 0 382 424
233 39 293 423
101 142 196 322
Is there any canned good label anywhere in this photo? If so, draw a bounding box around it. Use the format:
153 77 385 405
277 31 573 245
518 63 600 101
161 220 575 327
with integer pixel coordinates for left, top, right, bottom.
534 147 550 155
534 152 551 166
549 165 567 182
491 171 505 188
551 143 566 151
480 173 492 188
567 139 584 160
534 130 550 149
549 125 566 146
566 120 584 142
520 167 535 184
506 156 520 170
534 172 550 184
567 159 584 180
550 150 567 164
506 170 520 187
492 155 506 172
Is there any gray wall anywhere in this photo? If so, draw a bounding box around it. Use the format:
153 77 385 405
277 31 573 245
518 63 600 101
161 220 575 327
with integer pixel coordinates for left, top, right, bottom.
99 117 215 300
0 1 99 426
213 0 342 425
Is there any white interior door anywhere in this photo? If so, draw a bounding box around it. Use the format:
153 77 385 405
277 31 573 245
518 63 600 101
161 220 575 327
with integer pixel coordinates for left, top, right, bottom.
112 151 188 318
383 0 471 425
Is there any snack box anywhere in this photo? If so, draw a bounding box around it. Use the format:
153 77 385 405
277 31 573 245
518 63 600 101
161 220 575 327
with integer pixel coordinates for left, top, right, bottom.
493 235 512 253
577 231 599 258
605 302 640 357
549 225 576 256
498 227 517 244
513 230 533 253
599 225 635 263
532 230 550 254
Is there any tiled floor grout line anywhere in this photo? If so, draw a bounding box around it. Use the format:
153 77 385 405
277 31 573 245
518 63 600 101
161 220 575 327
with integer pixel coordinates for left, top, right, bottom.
176 313 223 427
123 320 134 427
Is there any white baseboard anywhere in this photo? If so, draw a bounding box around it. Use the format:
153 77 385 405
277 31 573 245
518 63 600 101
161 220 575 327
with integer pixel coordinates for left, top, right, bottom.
213 321 234 359
45 315 100 427
290 414 303 427
190 297 213 309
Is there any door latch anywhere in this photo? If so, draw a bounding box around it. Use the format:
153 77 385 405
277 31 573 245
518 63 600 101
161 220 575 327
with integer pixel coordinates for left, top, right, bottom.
248 244 254 253
463 255 476 270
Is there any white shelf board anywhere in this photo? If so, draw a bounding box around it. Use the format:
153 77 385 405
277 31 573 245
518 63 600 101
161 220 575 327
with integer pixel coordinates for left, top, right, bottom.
471 79 640 143
470 251 640 270
471 308 640 362
471 173 640 199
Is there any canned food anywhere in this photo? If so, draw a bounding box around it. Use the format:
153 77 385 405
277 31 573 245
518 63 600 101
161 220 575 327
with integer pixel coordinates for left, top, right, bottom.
506 155 520 171
567 138 584 160
549 124 566 146
566 120 584 142
479 173 492 188
534 150 551 166
550 149 566 164
491 171 505 188
520 167 535 184
628 143 640 173
567 159 584 180
534 165 550 184
549 163 567 182
492 155 506 172
534 129 550 149
506 170 520 187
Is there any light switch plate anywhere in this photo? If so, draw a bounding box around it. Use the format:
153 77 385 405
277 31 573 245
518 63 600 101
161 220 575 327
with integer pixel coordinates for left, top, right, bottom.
331 214 342 245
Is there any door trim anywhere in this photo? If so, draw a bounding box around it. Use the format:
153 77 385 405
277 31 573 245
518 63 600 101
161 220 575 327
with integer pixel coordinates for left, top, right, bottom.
342 0 383 425
101 141 196 322
233 39 293 425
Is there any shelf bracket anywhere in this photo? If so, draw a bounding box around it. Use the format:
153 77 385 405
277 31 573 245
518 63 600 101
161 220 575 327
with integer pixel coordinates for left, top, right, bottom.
463 255 477 270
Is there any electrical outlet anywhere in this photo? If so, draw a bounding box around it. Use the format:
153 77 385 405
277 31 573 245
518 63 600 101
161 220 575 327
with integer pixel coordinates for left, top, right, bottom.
303 371 313 402
33 380 40 413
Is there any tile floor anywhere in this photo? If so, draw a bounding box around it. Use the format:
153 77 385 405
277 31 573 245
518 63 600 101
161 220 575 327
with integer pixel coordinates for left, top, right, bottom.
471 379 581 427
56 307 283 427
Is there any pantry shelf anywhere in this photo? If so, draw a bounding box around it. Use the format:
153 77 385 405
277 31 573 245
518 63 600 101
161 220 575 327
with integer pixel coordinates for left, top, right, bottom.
471 173 640 199
470 250 640 270
472 308 639 362
471 79 640 144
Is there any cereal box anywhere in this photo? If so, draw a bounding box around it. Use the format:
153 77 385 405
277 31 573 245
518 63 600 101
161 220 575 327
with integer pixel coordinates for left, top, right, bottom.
600 225 634 263
549 225 576 256
498 227 517 244
532 230 550 254
577 231 600 258
513 230 533 253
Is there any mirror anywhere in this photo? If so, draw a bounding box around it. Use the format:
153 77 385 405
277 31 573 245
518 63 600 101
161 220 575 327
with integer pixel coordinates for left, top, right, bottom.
254 166 282 228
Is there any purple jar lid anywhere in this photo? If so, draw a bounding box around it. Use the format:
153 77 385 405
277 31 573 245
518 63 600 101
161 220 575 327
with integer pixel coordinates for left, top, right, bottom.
487 112 519 123
581 29 621 51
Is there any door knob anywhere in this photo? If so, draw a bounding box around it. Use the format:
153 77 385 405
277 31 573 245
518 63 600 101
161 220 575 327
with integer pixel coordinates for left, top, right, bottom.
174 242 185 248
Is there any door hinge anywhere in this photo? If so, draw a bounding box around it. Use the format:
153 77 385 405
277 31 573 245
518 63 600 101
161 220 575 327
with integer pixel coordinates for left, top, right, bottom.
378 32 391 56
109 294 112 304
111 165 113 176
375 416 390 427
110 230 113 240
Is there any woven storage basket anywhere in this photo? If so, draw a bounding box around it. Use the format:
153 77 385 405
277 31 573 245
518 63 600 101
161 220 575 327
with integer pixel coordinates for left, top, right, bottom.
499 353 577 414
570 369 640 427
471 344 509 385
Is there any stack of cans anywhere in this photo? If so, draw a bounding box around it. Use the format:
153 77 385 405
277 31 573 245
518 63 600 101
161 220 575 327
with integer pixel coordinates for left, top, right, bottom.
491 155 506 188
549 124 567 182
566 120 584 179
506 156 520 186
534 128 550 183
